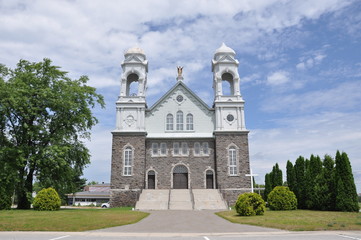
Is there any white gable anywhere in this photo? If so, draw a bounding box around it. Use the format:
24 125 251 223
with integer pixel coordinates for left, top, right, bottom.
145 83 215 138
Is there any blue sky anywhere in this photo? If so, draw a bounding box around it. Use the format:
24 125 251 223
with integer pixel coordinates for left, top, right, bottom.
1 0 360 192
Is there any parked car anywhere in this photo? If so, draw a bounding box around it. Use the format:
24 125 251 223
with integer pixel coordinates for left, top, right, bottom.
101 202 110 208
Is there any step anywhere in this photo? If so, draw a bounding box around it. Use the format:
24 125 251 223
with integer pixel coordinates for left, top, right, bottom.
169 189 193 210
192 189 227 210
135 189 169 210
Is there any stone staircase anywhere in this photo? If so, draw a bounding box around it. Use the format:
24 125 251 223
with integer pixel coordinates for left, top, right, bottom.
192 189 228 210
135 189 169 210
135 189 227 210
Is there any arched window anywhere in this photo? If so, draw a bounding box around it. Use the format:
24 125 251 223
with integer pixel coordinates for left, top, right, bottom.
123 146 133 176
173 142 180 156
186 113 193 130
181 142 188 155
194 142 201 155
221 72 234 96
176 111 183 130
166 114 174 130
228 146 237 176
152 143 159 156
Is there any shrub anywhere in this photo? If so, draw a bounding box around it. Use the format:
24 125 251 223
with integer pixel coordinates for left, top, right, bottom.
235 192 266 216
32 187 61 211
268 186 297 210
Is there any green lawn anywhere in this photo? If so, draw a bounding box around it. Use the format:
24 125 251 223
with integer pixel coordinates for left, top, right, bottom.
216 209 361 231
0 207 149 231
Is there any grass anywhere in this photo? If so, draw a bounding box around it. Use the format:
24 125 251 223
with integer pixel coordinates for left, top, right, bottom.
0 207 149 231
216 209 361 231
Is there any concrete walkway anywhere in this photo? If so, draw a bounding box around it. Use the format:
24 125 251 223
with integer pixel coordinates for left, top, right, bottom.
95 210 283 233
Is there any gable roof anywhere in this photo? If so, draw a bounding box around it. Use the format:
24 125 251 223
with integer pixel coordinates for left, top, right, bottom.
147 81 213 112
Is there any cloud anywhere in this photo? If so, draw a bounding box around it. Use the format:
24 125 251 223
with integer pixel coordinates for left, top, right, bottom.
296 53 326 70
262 80 361 113
266 70 290 85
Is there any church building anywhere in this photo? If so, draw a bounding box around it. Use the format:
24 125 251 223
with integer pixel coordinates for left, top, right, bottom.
110 43 251 207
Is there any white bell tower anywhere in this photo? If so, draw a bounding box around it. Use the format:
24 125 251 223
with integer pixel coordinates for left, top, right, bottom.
115 47 148 132
212 43 246 132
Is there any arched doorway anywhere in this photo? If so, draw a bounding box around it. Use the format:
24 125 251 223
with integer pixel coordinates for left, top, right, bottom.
147 170 155 189
173 165 188 189
206 170 214 189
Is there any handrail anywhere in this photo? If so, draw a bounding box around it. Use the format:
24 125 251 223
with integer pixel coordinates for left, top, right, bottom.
167 189 171 210
190 187 195 210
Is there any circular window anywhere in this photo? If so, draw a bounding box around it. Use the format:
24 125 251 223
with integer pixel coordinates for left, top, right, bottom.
176 95 184 102
227 114 234 122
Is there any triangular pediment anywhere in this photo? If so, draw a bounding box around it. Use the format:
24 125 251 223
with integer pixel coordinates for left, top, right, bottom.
147 81 212 115
218 55 237 63
124 55 143 63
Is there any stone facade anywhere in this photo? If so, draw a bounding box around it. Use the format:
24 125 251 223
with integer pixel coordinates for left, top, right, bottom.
110 44 252 207
144 139 215 189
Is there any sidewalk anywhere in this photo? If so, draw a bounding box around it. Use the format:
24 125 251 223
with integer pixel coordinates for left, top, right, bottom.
95 210 283 233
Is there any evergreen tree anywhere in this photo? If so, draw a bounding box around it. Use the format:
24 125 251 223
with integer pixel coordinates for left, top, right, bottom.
306 155 323 209
286 160 296 193
335 151 359 212
264 173 272 201
314 155 335 210
294 156 306 209
304 158 312 209
272 163 283 187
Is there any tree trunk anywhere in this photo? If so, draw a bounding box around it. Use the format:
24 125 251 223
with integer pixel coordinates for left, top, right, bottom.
17 170 33 209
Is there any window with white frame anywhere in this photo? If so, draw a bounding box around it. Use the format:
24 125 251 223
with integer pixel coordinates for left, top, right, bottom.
166 114 173 130
160 142 167 156
176 111 183 130
173 142 180 155
194 142 201 155
228 146 237 176
202 142 209 155
181 142 188 155
123 146 133 176
186 113 193 130
152 143 159 156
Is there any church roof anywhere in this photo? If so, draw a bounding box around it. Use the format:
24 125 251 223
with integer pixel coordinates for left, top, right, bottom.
147 80 212 112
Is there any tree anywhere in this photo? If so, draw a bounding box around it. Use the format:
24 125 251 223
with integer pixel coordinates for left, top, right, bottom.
314 154 335 210
294 156 306 209
235 192 266 216
335 151 359 212
286 160 296 193
0 59 104 209
271 163 283 188
264 173 272 201
306 155 323 209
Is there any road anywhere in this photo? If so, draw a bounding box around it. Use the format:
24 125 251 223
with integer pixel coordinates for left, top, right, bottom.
0 231 361 240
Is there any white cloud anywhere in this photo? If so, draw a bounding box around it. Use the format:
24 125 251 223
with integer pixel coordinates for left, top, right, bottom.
266 70 290 85
296 53 327 70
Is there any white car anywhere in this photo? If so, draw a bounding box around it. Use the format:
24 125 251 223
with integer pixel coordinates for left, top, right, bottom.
101 202 110 208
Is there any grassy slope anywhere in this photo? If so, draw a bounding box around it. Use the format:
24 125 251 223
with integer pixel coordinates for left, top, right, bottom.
0 207 149 231
216 209 361 231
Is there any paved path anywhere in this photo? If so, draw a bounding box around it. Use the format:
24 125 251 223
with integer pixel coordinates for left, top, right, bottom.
94 210 282 233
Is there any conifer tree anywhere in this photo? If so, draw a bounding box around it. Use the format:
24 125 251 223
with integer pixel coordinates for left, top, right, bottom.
294 156 306 209
314 155 335 210
286 160 296 193
264 173 272 201
272 163 283 188
335 151 359 212
306 155 323 209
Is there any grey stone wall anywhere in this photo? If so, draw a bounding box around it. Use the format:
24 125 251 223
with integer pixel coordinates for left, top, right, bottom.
110 132 146 190
144 139 215 189
215 132 251 190
221 189 249 206
110 189 141 207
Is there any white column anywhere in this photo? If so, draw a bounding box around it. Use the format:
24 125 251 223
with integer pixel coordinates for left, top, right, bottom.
116 107 122 130
241 106 246 130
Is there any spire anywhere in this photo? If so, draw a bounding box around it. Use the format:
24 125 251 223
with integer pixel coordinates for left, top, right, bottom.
176 66 184 81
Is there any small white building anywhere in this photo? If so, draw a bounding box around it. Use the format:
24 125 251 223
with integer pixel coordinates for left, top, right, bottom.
67 183 110 206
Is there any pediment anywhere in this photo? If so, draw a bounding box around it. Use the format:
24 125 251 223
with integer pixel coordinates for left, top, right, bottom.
218 55 237 63
124 55 143 63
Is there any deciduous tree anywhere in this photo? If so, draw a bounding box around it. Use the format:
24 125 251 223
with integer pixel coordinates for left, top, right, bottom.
0 59 104 209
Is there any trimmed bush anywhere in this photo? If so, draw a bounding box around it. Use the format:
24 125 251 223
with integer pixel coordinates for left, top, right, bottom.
235 192 266 216
268 186 297 210
32 187 61 211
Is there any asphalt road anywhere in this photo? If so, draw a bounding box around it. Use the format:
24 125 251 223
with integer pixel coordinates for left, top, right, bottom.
0 231 361 240
1 210 360 240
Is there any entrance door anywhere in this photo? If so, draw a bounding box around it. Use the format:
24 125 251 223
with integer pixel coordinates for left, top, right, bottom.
173 165 188 189
148 170 155 189
206 170 214 189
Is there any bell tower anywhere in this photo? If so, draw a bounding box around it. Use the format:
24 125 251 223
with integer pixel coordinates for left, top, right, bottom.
115 47 148 132
212 43 246 132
